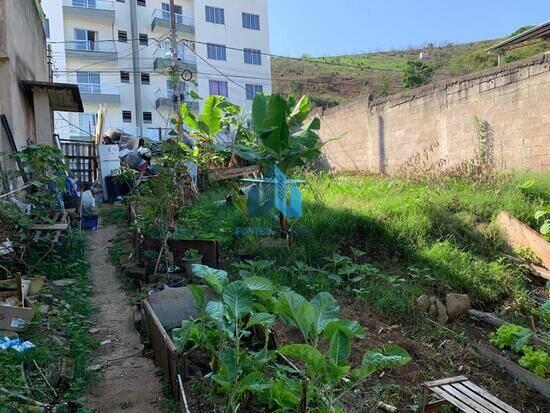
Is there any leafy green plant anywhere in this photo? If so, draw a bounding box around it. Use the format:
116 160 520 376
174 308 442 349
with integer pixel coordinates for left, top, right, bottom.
531 300 550 324
275 291 411 410
518 346 550 379
489 324 533 352
183 248 201 259
535 206 550 239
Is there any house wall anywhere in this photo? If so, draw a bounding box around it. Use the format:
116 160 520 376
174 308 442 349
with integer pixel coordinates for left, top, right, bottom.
0 0 50 157
317 53 550 173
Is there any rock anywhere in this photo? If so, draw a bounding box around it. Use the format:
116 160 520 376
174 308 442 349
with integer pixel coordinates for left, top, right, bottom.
445 293 470 320
436 299 448 324
100 339 112 346
428 296 438 318
416 295 430 312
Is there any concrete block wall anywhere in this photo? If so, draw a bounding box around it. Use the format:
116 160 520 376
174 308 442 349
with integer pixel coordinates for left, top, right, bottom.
317 53 550 174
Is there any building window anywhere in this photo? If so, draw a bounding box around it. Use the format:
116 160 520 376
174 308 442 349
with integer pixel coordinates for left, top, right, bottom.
242 13 260 30
74 28 97 50
209 80 228 98
143 112 153 124
44 19 50 39
139 33 148 46
162 3 183 22
116 0 125 3
245 84 263 100
244 48 262 65
118 30 128 43
76 71 101 93
122 110 132 123
137 0 146 6
141 73 150 85
207 43 226 61
120 71 130 83
205 6 224 24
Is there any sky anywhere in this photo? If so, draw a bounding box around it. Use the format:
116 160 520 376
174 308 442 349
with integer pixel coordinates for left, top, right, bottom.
268 0 550 57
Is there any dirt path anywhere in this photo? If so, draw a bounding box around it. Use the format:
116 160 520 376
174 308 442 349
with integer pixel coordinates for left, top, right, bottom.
86 223 163 413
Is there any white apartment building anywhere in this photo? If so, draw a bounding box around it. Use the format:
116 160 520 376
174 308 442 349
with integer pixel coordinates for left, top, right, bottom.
41 0 272 141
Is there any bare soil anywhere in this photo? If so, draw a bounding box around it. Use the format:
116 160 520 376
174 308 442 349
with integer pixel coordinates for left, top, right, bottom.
276 297 548 412
86 223 163 413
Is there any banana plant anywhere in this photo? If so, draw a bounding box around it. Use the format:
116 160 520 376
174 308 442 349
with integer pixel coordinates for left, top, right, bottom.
275 291 411 411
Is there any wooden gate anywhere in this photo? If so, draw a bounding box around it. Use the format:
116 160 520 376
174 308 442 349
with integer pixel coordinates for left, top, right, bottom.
60 139 98 185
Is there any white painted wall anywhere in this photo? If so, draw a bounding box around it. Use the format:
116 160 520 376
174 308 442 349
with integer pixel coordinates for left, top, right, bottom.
43 0 271 141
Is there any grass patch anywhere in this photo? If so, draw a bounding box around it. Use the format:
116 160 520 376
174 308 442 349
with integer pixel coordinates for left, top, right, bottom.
173 172 548 319
0 230 99 411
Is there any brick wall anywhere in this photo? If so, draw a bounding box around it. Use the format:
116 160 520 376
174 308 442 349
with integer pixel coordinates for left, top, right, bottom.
317 53 550 173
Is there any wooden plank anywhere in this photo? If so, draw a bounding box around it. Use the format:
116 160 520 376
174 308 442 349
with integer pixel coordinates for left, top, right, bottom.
450 383 504 413
431 386 478 413
461 381 521 413
423 376 469 388
446 383 499 413
496 210 550 269
28 224 68 231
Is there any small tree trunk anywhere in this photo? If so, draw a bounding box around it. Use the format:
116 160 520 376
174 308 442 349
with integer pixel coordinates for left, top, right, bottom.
279 212 287 239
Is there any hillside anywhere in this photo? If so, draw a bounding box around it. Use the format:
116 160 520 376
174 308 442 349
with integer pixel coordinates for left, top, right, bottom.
271 34 549 108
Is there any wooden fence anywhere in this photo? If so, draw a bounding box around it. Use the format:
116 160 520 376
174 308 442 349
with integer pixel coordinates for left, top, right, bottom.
60 139 98 185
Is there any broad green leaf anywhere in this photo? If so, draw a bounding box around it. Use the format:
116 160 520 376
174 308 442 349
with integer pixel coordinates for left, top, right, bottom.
252 93 269 134
288 95 311 128
311 292 339 335
541 220 550 235
271 378 301 409
180 103 200 130
325 360 351 382
279 344 325 371
535 210 547 220
328 330 351 366
353 345 411 380
187 284 206 314
206 300 225 324
243 276 274 293
204 272 226 295
324 319 366 340
261 94 290 156
246 312 276 329
199 95 223 136
276 292 315 342
237 371 271 393
192 264 228 280
223 281 253 318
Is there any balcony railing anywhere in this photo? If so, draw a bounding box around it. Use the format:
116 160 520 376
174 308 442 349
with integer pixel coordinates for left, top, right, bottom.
154 89 199 111
153 49 197 72
63 0 114 10
151 9 195 35
66 41 116 52
78 84 119 94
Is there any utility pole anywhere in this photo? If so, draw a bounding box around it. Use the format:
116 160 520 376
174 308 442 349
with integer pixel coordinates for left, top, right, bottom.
47 44 53 82
169 0 182 138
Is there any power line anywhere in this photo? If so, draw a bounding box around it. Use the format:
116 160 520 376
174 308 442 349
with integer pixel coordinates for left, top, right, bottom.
184 44 246 90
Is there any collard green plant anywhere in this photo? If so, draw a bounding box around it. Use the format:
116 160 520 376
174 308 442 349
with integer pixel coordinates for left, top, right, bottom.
531 300 550 324
535 206 550 239
275 290 411 410
489 324 533 352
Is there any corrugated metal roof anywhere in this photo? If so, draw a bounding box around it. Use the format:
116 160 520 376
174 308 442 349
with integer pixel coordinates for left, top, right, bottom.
488 21 550 51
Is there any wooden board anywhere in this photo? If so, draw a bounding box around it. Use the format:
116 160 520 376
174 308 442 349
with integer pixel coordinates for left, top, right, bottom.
496 211 550 269
207 165 260 182
422 376 520 413
28 224 69 231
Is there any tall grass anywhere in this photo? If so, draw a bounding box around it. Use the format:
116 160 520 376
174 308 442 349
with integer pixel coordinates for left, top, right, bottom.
180 172 549 318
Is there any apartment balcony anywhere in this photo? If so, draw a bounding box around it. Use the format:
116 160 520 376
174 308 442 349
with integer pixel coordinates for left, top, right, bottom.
154 89 199 111
151 9 195 35
62 0 115 23
78 84 120 104
153 51 197 74
65 41 117 61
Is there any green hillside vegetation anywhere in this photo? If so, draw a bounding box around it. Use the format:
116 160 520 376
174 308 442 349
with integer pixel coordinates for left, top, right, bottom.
272 30 550 108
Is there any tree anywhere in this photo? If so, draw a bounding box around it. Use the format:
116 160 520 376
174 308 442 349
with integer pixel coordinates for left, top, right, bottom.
378 74 391 96
401 60 434 89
